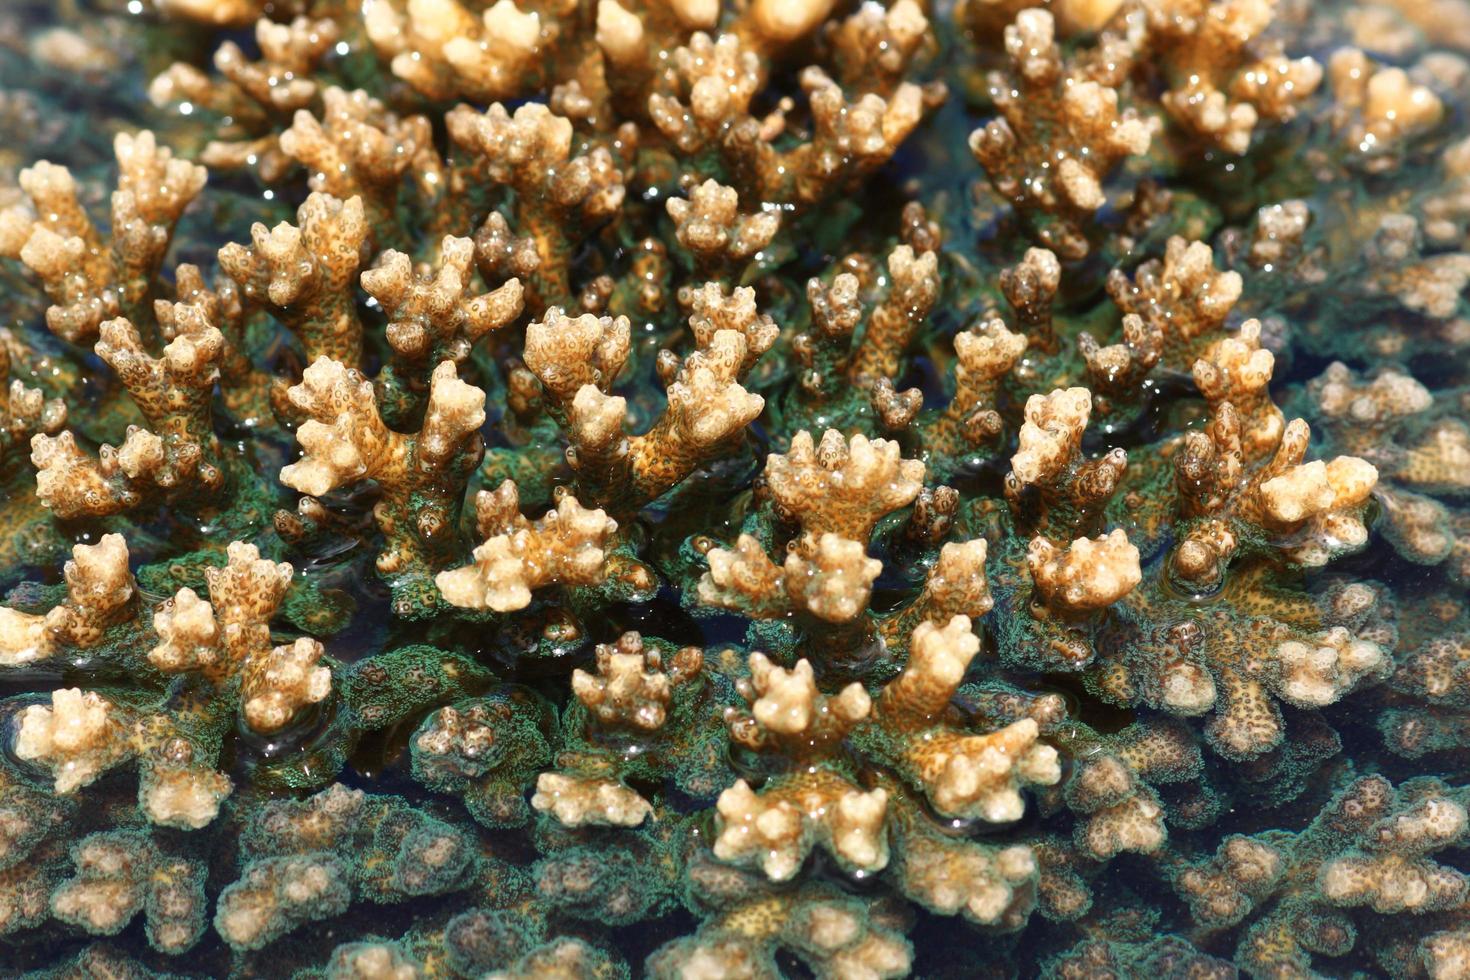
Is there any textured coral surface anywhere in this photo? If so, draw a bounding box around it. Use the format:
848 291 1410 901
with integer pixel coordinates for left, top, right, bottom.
0 0 1469 977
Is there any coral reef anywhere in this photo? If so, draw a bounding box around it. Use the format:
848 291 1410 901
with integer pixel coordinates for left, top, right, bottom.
0 0 1468 976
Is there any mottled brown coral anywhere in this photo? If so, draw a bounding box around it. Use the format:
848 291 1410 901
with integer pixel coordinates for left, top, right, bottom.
436 480 617 613
149 17 339 182
571 631 703 732
281 87 444 252
363 234 523 416
1328 48 1445 170
715 653 884 881
767 429 926 548
650 31 929 209
875 617 1061 821
0 535 135 666
281 357 486 610
0 132 205 343
970 10 1155 258
847 245 940 384
699 532 882 624
0 333 65 476
1139 0 1322 154
447 101 625 310
1005 387 1128 541
151 541 327 736
364 0 548 104
219 193 369 371
527 297 769 516
1107 236 1244 369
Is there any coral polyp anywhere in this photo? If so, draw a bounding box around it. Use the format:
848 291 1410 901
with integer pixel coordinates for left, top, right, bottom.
0 0 1469 975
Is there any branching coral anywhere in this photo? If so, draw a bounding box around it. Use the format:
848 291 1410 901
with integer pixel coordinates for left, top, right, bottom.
281 356 486 616
31 309 225 518
970 10 1155 258
149 17 340 182
1106 236 1244 370
218 192 369 371
363 0 549 105
650 30 932 210
2 0 1469 975
1328 48 1445 171
1137 0 1323 154
0 535 134 666
446 101 625 311
523 296 769 516
0 132 205 343
436 480 618 613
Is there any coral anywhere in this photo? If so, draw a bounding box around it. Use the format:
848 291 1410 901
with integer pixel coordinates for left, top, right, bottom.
446 101 625 310
1328 48 1446 171
363 0 548 104
50 831 207 954
0 535 135 666
666 178 781 282
523 298 769 516
0 132 205 343
1138 0 1323 154
149 17 340 182
649 30 933 210
1106 236 1244 369
0 0 1468 975
1005 387 1129 541
281 356 486 616
436 480 618 613
151 541 327 735
971 10 1155 258
218 193 369 371
31 309 226 518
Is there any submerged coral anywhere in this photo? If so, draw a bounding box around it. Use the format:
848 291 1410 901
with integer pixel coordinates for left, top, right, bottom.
0 0 1468 976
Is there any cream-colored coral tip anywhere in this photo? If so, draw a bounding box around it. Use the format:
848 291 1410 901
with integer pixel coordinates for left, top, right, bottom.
1081 794 1165 858
480 0 540 48
1422 929 1470 980
141 765 233 829
149 587 220 674
1160 660 1218 715
436 491 616 612
1259 456 1379 524
930 718 1059 821
911 615 981 692
1055 0 1125 32
68 533 133 605
1314 362 1433 421
1011 387 1091 487
785 533 882 623
242 637 332 733
926 539 995 619
0 607 48 666
831 787 890 869
955 319 1027 382
1365 67 1445 135
595 0 644 65
747 0 838 43
712 779 803 880
522 307 631 402
1027 529 1141 612
1272 627 1388 708
531 773 652 827
14 688 122 794
747 654 822 735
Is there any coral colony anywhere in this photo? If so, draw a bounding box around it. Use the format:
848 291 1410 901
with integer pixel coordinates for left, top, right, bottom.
2 0 1470 975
